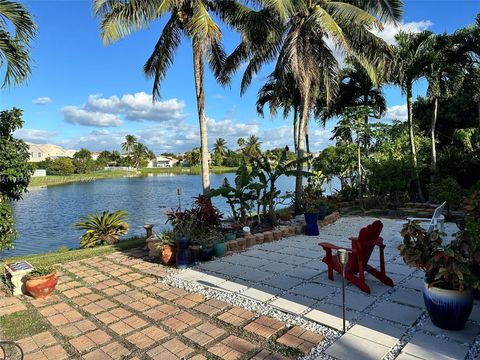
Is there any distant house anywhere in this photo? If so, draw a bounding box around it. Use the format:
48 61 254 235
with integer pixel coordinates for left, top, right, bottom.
147 156 179 168
27 142 77 162
91 152 101 161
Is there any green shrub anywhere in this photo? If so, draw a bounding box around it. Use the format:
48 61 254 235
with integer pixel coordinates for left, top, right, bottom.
428 177 463 214
44 157 75 175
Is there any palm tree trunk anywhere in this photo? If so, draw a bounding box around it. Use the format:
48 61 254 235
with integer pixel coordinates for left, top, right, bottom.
407 85 424 202
192 40 210 195
293 106 298 151
430 97 438 178
478 101 480 129
357 134 364 212
294 88 310 214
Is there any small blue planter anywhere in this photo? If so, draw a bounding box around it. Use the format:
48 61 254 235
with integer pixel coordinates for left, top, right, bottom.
201 247 214 261
304 212 319 236
224 232 236 241
423 282 473 330
318 205 327 221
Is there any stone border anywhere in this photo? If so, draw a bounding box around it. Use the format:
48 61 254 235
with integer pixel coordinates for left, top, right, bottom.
225 212 341 255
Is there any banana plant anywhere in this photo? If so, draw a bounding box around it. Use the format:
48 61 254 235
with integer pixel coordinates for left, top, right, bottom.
74 210 129 248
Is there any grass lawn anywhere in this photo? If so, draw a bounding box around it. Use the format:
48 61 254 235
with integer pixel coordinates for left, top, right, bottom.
138 165 236 175
0 236 146 269
29 170 137 187
0 309 50 340
29 166 237 188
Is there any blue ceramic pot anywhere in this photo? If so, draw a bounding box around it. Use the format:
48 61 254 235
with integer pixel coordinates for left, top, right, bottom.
176 236 194 269
423 282 473 330
318 205 327 221
201 247 214 261
304 212 319 236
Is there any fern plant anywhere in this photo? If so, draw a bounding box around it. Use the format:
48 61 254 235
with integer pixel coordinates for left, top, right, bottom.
74 210 129 248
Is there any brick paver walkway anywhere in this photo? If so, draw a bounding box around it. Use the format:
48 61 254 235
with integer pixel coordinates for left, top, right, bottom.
0 248 324 359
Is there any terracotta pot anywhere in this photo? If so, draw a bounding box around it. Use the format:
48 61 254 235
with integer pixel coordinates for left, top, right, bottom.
161 244 176 265
26 273 57 299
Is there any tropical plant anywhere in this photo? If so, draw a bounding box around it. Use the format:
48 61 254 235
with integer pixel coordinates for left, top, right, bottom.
154 231 176 246
252 147 310 225
222 0 401 213
184 147 201 167
428 178 463 216
301 183 324 213
74 210 129 248
424 34 466 175
131 142 155 169
27 265 57 279
399 222 479 291
393 30 434 202
94 0 231 195
122 135 137 164
241 135 262 159
257 72 301 150
42 157 75 176
0 0 36 88
212 138 227 165
0 108 32 252
210 162 259 225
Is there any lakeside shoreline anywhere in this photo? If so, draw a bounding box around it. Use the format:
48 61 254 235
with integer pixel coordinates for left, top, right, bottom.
28 166 237 188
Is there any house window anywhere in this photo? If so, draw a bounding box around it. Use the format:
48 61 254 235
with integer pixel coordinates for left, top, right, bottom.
38 152 42 158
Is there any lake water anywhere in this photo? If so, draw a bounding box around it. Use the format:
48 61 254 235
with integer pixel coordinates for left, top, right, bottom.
5 173 339 258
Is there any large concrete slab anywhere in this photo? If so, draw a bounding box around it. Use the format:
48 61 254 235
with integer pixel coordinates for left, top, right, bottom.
370 301 423 326
324 333 391 360
401 332 469 360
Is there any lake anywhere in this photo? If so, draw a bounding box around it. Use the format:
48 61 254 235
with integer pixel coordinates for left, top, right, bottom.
5 173 339 257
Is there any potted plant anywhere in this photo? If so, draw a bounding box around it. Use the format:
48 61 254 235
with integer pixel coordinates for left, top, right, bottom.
155 231 176 265
399 222 477 330
201 233 215 261
26 266 58 299
301 183 323 236
165 209 194 269
212 230 226 258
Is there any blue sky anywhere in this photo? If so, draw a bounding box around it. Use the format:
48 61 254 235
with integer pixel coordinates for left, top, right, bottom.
3 0 480 153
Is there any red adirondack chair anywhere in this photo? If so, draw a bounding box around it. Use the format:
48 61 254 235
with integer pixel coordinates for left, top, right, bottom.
318 220 394 294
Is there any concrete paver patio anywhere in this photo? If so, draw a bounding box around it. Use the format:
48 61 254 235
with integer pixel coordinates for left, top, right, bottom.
169 216 480 359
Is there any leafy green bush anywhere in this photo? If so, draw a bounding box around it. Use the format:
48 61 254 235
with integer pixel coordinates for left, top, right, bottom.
428 178 463 214
74 210 129 248
437 147 480 188
44 157 75 175
367 157 415 206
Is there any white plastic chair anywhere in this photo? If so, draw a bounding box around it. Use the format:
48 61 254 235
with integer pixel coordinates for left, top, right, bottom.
407 201 446 233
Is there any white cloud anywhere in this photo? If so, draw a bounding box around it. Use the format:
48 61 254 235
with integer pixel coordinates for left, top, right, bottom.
373 20 433 45
85 92 186 122
62 106 123 127
33 97 52 105
383 104 408 121
14 128 57 143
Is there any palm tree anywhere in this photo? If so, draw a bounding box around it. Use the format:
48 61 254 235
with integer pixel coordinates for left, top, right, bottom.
424 34 465 176
74 210 129 248
257 72 301 150
93 0 228 195
393 30 434 202
0 1 36 88
131 142 154 169
320 57 387 125
223 0 401 212
244 135 262 158
185 147 201 166
212 138 227 165
122 134 137 166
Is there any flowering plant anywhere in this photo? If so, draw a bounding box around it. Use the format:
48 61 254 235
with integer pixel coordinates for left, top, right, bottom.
301 183 325 213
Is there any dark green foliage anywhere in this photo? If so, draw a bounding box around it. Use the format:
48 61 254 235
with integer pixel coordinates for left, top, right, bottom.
0 108 32 201
0 108 32 252
43 157 75 175
437 147 480 189
74 210 129 248
428 178 463 213
367 157 415 205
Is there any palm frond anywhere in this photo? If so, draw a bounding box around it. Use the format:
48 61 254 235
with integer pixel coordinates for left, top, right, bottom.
143 13 182 99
